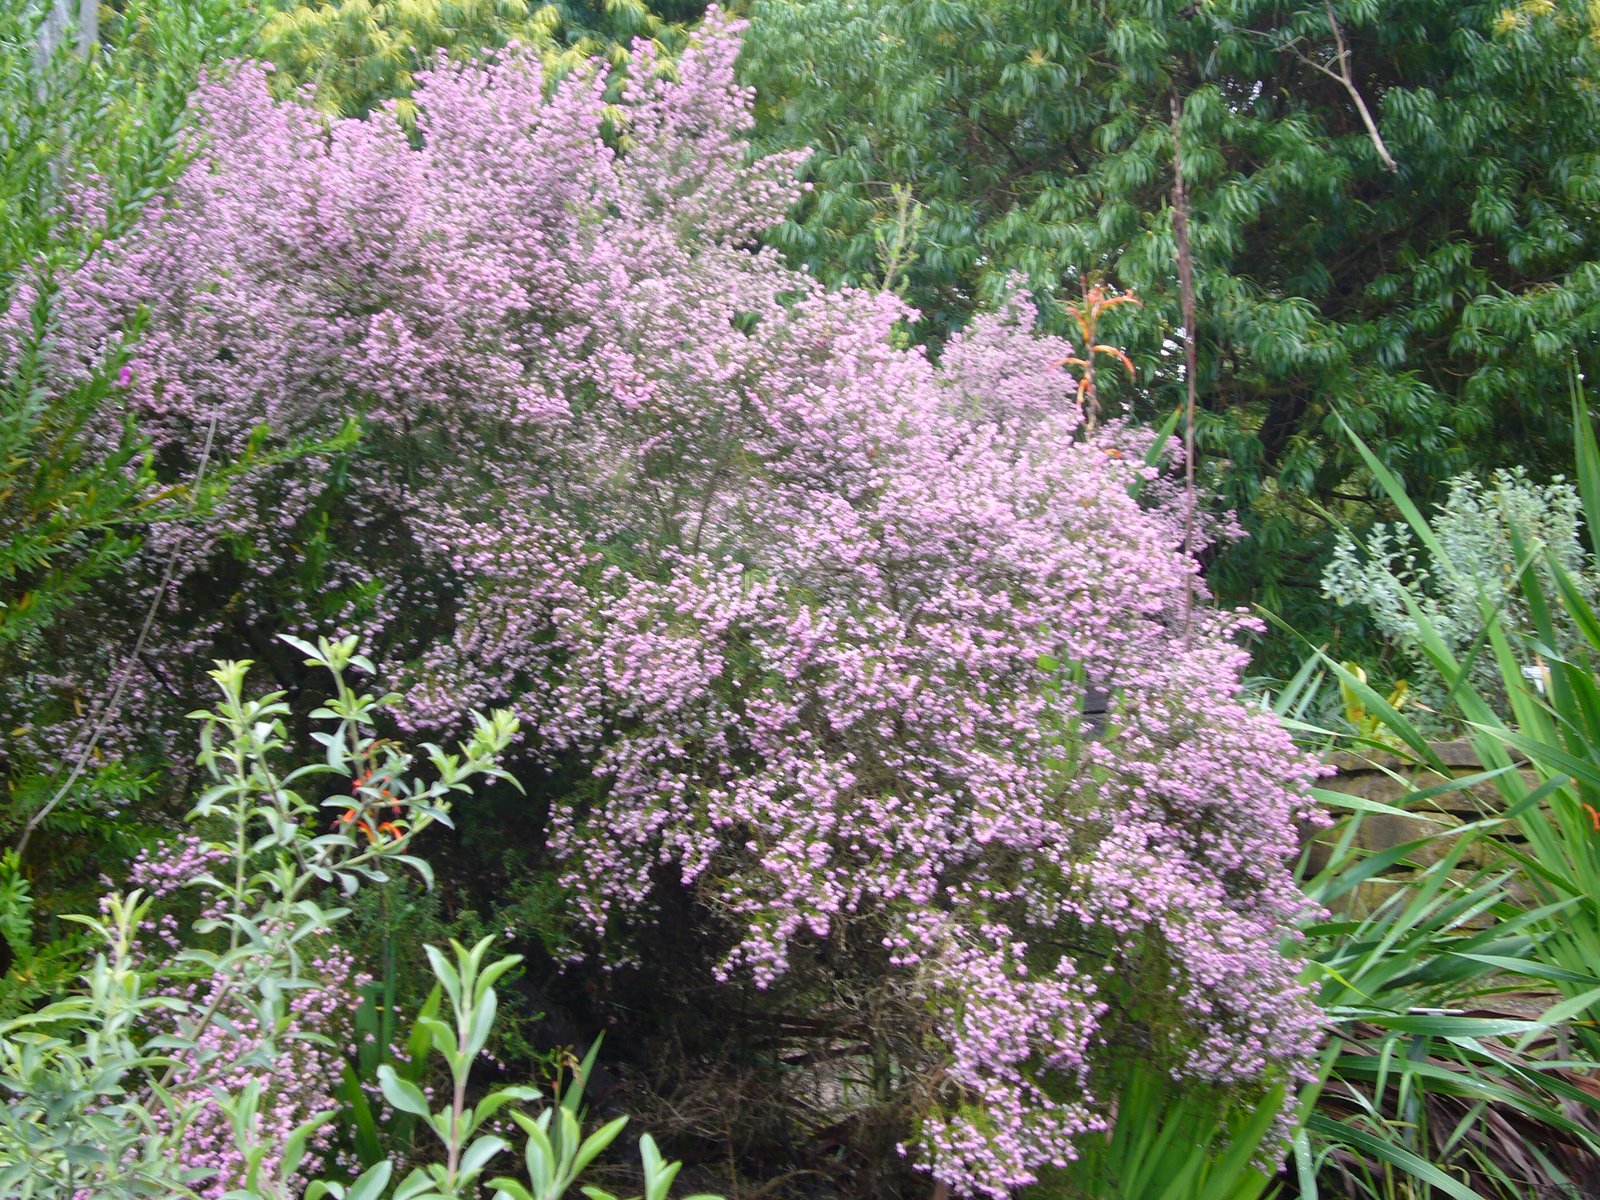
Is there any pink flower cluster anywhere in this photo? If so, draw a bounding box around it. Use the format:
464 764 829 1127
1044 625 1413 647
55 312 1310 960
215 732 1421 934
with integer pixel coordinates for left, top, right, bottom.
20 14 1324 1194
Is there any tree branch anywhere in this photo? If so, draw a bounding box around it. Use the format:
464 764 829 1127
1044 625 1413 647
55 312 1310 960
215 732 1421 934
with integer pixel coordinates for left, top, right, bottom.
1294 3 1399 172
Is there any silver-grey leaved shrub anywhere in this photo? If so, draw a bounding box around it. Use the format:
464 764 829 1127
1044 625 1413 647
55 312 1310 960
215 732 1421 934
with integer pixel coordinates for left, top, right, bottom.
1283 390 1600 1198
0 634 714 1200
1323 466 1599 721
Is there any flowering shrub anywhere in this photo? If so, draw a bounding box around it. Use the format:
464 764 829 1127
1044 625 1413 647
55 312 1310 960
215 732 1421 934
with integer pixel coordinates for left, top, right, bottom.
15 13 1324 1194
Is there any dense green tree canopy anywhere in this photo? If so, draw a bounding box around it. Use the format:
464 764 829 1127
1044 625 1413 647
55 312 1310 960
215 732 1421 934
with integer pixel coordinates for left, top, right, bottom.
742 0 1600 654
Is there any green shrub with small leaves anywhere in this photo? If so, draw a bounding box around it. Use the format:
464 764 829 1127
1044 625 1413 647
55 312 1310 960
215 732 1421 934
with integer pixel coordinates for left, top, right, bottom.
0 636 711 1200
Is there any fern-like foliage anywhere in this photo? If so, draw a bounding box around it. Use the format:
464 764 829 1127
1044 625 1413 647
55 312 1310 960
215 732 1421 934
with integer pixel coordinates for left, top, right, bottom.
0 0 257 660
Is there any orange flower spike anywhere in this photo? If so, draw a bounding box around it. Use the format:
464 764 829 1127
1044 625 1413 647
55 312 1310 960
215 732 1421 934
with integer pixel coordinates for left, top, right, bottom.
1091 345 1137 379
377 821 402 841
1584 802 1600 832
1058 284 1141 412
1094 292 1142 315
1066 285 1141 339
357 819 379 845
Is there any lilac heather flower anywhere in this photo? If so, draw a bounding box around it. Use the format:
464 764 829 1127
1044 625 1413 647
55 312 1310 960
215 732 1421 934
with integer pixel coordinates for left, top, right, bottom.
9 13 1326 1194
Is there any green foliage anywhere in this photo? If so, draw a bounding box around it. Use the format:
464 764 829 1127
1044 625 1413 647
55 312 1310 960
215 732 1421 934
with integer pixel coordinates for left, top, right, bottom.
259 0 708 123
0 799 133 1016
334 877 561 1175
336 979 444 1170
741 0 1600 658
1258 387 1600 1198
318 963 717 1200
1333 382 1600 1047
1296 831 1600 1200
0 312 150 653
0 636 517 1195
0 756 159 871
0 849 87 1017
1049 1059 1286 1200
0 889 183 1196
0 638 713 1199
333 940 711 1200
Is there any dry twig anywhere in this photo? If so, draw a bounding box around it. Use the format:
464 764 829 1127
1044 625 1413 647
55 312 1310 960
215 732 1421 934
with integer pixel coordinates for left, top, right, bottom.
1294 2 1399 172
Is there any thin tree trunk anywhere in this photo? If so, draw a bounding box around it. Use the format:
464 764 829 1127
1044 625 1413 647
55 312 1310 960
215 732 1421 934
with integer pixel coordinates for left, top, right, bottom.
1170 92 1199 638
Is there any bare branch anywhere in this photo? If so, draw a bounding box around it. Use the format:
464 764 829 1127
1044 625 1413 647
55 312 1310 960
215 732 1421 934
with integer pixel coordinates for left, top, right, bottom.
1293 3 1399 172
